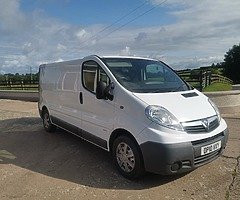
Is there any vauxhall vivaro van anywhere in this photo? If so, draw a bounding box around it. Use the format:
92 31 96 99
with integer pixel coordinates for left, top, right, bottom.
38 55 228 179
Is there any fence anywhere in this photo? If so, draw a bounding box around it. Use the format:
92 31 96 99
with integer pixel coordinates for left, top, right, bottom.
0 80 39 91
211 74 233 85
0 70 233 92
177 70 233 91
177 70 202 90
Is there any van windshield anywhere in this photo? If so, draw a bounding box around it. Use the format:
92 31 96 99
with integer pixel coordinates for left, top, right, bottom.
101 58 191 93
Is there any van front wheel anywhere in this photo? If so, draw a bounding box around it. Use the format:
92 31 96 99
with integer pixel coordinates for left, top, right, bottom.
112 136 144 179
42 109 56 132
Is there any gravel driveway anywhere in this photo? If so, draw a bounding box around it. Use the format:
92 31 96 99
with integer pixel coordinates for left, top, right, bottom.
0 99 239 200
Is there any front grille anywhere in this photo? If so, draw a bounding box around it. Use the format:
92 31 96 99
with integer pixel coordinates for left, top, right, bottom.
182 115 219 134
194 150 220 166
191 132 224 145
184 125 206 133
209 118 219 131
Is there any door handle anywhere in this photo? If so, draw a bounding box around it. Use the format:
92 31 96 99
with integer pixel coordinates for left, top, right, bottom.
79 92 83 104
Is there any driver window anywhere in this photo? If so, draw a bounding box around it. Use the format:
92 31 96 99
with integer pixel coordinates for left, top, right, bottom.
82 61 110 93
99 67 110 85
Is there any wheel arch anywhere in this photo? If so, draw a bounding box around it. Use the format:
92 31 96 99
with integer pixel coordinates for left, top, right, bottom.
40 105 48 118
109 128 146 178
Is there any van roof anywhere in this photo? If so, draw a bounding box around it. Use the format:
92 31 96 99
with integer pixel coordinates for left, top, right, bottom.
100 55 158 61
40 55 159 67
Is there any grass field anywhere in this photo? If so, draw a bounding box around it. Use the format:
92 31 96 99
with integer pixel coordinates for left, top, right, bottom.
203 83 232 92
0 84 38 91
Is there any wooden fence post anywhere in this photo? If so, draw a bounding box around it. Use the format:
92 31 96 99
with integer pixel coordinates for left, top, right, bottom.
21 80 24 90
204 72 208 88
199 71 203 91
208 71 212 86
9 80 12 90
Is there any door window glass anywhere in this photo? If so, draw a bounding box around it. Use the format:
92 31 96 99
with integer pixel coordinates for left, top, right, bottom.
99 67 110 85
82 61 110 93
82 61 97 92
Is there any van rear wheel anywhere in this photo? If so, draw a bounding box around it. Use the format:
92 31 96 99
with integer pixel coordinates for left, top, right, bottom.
42 109 56 132
112 135 144 179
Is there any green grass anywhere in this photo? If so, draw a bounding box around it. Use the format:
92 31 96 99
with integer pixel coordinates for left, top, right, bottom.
203 83 232 92
0 89 38 92
0 84 38 91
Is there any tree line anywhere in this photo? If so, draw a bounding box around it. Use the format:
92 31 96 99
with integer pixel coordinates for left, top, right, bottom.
221 43 240 84
0 73 39 84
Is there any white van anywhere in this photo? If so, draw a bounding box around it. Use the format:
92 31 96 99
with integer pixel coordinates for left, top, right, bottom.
38 55 228 179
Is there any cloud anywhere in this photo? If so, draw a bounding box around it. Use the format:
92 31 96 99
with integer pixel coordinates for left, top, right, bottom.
0 55 28 74
134 0 240 67
0 0 78 73
169 55 224 70
0 0 26 31
76 29 88 40
0 0 240 73
120 46 131 56
57 44 67 52
135 32 147 42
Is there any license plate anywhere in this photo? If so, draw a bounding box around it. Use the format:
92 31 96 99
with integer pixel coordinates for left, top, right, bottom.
201 141 221 156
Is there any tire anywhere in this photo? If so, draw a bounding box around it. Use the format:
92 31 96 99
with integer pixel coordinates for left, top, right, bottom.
42 109 56 132
112 135 145 179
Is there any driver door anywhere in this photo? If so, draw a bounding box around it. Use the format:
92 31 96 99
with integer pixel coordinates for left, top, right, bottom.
79 60 115 149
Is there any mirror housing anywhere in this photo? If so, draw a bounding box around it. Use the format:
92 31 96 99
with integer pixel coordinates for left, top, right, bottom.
96 81 114 100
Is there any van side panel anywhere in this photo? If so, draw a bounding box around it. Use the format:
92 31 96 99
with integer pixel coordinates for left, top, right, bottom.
39 62 82 130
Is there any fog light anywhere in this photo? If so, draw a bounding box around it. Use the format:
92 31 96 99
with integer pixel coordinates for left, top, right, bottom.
171 162 182 172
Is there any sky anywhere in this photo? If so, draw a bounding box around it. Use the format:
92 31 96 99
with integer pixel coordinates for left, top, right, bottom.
0 0 240 74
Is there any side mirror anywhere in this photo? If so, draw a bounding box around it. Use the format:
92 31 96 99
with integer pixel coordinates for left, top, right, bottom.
96 81 114 100
96 81 107 99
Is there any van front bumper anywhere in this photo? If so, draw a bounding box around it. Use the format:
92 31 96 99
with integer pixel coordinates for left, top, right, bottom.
139 128 229 175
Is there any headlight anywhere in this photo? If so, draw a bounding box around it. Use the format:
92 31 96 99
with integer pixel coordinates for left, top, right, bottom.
208 99 221 122
145 105 184 131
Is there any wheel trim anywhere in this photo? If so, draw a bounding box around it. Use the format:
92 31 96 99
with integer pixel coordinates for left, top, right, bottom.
116 142 135 173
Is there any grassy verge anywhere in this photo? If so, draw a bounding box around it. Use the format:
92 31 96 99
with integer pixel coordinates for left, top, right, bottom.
0 84 38 91
203 83 232 92
0 90 38 92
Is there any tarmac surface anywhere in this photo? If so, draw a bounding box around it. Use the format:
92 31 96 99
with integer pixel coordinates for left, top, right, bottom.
0 99 239 200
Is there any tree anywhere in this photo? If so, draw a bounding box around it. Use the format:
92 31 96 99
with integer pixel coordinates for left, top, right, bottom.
223 44 240 84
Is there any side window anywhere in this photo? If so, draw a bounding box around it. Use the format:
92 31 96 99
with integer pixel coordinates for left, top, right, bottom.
99 67 110 85
82 61 98 92
145 64 164 82
82 61 110 93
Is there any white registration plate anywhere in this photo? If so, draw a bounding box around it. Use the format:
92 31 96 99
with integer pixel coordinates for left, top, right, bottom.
201 141 221 156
